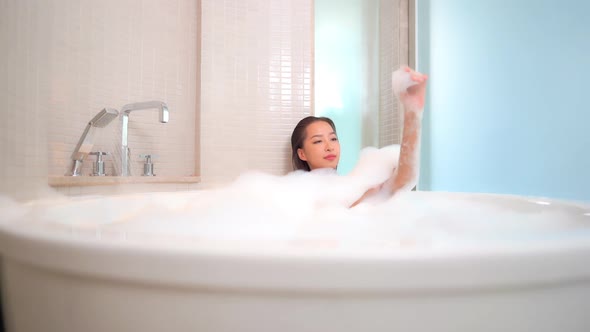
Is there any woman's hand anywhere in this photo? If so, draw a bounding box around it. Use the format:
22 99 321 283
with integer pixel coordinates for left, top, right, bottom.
396 66 428 112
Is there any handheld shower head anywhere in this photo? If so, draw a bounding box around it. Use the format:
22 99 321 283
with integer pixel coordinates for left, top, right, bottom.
67 108 120 176
90 108 119 127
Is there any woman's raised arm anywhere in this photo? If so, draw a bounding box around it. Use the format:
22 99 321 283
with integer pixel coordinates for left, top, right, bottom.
388 66 428 193
350 66 427 207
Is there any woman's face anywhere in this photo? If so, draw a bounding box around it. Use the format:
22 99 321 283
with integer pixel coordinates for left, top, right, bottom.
297 121 340 170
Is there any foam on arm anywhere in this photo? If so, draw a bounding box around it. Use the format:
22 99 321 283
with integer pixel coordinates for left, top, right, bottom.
387 66 426 194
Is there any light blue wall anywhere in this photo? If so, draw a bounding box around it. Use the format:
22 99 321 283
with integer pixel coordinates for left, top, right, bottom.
417 0 590 201
314 0 379 174
315 0 363 175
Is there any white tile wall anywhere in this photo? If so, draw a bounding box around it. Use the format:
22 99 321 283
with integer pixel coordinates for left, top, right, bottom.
200 0 313 186
0 0 198 198
0 0 199 197
42 0 199 178
1 0 408 198
0 0 51 200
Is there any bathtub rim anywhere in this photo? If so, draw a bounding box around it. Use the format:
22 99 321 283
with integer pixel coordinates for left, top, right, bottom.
1 218 590 295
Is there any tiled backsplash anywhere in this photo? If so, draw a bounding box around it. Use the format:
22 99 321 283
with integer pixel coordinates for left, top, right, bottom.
1 0 51 200
0 0 200 198
200 0 313 186
43 0 199 179
0 0 408 197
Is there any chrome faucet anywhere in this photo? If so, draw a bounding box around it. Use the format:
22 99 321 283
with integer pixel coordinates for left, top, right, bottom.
120 101 169 176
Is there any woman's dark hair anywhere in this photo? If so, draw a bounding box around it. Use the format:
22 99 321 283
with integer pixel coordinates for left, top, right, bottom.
290 116 337 171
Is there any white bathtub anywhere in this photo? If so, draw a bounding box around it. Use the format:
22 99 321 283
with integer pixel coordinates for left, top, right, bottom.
1 191 590 332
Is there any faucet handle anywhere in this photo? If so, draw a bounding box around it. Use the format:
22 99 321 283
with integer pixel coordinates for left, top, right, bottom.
139 154 158 160
90 151 109 157
90 151 109 176
139 154 157 176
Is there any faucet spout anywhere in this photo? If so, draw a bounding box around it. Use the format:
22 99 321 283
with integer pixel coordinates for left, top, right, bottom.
121 101 169 123
120 101 169 176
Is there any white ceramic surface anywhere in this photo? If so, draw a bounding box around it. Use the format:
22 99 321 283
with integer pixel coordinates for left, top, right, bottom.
1 191 590 332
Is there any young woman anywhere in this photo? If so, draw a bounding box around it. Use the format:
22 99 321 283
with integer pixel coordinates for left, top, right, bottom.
290 66 428 207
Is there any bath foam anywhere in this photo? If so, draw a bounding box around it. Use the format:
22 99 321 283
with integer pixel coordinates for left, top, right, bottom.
21 144 400 237
1 142 590 256
391 66 420 97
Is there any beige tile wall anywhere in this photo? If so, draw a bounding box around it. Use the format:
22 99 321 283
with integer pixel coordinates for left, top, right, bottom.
199 0 313 186
379 0 409 146
43 0 199 178
0 0 312 196
0 0 199 198
0 0 407 198
0 0 51 200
